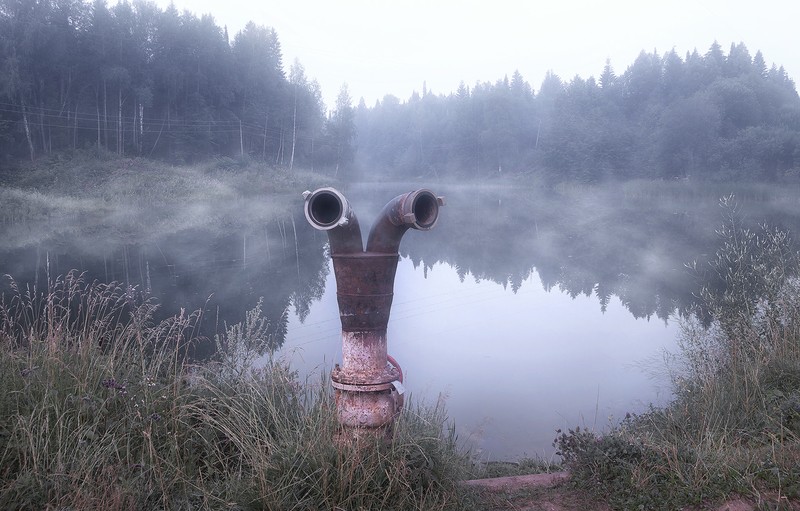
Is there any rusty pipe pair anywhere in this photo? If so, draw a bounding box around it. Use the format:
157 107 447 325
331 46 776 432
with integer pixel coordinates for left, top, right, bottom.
303 187 444 435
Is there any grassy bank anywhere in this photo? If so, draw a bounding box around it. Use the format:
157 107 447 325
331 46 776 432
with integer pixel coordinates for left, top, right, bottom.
0 151 331 252
0 271 477 510
1 151 327 207
556 198 800 510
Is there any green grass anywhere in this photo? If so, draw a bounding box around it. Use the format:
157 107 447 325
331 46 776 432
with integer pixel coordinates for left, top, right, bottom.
0 151 331 252
0 271 476 510
555 198 800 510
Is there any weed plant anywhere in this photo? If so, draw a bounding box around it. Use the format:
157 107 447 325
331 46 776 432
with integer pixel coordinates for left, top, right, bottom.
0 271 474 510
555 196 800 510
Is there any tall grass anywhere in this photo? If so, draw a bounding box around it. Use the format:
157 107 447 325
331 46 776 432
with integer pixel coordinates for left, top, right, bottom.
0 271 475 510
556 196 800 510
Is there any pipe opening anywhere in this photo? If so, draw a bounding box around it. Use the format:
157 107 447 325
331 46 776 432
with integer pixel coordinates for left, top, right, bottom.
308 190 344 228
412 191 438 229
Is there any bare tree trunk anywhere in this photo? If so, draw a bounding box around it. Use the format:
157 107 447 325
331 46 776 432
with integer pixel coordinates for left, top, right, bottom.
132 102 136 150
264 227 271 265
289 88 297 171
103 79 108 149
21 101 35 161
291 215 300 280
335 142 341 177
262 112 268 159
138 103 144 154
38 105 47 154
96 90 101 149
73 102 78 151
275 126 284 165
118 88 123 155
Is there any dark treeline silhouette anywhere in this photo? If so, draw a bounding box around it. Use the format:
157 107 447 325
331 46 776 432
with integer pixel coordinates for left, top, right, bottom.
355 42 800 182
2 1 798 182
0 0 355 169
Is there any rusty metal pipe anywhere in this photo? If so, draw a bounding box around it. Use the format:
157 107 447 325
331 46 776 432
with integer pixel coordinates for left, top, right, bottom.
303 187 363 255
366 189 444 254
302 187 443 436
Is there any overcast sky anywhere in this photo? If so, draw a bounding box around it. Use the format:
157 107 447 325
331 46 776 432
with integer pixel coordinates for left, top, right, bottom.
156 0 799 111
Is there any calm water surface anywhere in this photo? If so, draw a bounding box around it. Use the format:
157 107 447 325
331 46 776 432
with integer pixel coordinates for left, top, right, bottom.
279 255 676 459
4 181 800 459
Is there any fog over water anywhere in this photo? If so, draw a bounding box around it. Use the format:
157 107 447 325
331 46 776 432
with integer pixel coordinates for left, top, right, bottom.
4 181 800 458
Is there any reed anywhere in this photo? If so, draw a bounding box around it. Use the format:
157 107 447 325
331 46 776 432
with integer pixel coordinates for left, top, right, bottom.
0 271 475 510
555 200 800 510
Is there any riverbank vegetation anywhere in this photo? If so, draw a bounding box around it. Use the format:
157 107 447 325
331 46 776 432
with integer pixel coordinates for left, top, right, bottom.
0 271 477 510
0 151 328 253
555 198 800 509
1 151 324 217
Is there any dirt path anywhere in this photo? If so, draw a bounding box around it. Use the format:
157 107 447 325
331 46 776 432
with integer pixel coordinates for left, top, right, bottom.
462 472 798 511
463 472 611 511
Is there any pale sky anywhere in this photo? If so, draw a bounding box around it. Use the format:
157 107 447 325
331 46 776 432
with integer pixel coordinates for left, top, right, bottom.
156 0 799 111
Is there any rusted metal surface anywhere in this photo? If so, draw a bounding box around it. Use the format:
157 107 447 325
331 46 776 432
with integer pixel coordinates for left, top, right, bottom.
302 187 444 437
367 189 444 254
331 253 398 333
335 389 398 428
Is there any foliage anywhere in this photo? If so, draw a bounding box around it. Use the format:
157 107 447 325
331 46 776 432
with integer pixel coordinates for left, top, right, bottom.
213 297 278 377
689 194 798 344
0 271 476 510
0 0 347 170
554 200 800 510
355 43 800 182
3 0 797 182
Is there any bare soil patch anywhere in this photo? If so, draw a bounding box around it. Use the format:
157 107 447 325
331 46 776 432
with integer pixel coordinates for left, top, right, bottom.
464 472 610 511
464 473 800 511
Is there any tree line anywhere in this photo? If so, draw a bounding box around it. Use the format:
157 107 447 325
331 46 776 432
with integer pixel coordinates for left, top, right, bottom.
0 0 355 170
355 42 800 182
2 1 799 183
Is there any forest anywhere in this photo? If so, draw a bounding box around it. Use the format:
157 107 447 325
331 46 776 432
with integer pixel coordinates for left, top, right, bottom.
2 0 800 183
0 0 354 170
355 44 800 182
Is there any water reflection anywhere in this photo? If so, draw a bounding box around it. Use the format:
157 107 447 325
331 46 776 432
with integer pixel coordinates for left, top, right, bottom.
0 212 330 357
3 182 800 457
278 182 800 458
4 183 799 349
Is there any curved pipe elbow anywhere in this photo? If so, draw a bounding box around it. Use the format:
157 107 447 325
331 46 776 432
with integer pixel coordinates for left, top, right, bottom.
366 189 444 254
303 187 363 255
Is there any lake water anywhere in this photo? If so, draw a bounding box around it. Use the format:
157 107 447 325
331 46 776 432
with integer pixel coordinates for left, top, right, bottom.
3 180 800 460
279 254 677 460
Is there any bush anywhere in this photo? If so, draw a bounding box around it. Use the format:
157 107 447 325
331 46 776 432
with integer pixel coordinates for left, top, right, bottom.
556 196 800 510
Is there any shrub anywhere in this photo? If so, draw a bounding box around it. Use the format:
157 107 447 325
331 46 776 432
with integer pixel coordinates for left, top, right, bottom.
557 196 800 510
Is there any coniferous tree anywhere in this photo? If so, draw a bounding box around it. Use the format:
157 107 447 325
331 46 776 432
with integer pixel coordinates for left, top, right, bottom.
326 84 355 175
